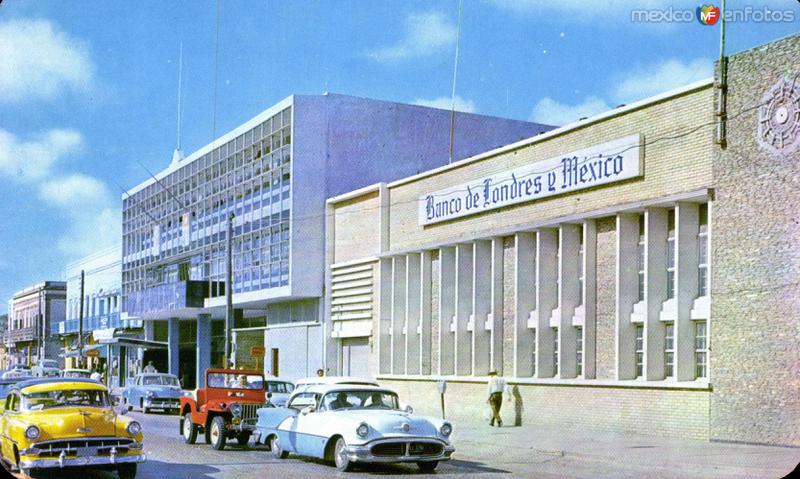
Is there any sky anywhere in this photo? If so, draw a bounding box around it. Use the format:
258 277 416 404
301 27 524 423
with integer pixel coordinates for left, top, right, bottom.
0 0 797 313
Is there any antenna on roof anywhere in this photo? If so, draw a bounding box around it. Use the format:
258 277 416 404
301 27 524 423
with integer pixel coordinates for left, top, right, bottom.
172 42 185 165
448 0 463 165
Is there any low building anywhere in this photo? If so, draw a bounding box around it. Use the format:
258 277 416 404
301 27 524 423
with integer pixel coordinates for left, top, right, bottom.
325 34 800 446
122 93 551 388
6 282 66 367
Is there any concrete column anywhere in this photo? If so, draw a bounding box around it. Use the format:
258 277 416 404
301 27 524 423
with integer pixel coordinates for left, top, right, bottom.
472 240 492 376
196 314 211 388
167 317 180 377
489 238 505 374
514 232 536 377
390 256 406 374
454 243 473 376
437 247 456 375
645 208 669 381
143 320 155 341
405 253 421 375
558 224 581 379
377 258 393 374
536 229 559 378
616 214 639 380
419 251 433 375
676 203 699 381
582 220 598 379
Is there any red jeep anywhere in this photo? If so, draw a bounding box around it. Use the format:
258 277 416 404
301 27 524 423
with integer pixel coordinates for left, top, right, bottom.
179 368 270 450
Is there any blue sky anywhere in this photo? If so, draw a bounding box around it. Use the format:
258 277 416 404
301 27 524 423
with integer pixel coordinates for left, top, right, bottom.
0 0 797 312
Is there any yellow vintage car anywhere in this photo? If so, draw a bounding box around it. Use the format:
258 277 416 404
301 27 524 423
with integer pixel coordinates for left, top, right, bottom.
0 378 145 478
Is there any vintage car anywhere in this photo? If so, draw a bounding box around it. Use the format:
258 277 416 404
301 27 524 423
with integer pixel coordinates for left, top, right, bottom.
0 377 145 478
179 368 270 450
2 364 32 380
31 359 61 378
292 376 379 395
255 378 294 407
254 384 454 472
123 373 187 414
0 378 21 413
61 368 93 379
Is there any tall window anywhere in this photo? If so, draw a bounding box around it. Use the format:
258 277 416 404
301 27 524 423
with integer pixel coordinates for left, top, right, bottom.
697 204 709 297
666 210 676 300
635 324 644 378
555 234 561 301
575 326 583 377
552 328 559 377
664 322 675 378
578 227 585 306
637 215 645 302
531 329 537 377
695 321 707 379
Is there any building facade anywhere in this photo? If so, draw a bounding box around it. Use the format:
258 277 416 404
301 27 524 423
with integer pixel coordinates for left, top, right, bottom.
325 34 800 446
0 314 8 369
6 282 66 367
122 93 550 387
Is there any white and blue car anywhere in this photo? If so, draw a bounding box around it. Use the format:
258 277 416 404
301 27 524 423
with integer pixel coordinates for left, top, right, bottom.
254 384 454 472
122 373 188 414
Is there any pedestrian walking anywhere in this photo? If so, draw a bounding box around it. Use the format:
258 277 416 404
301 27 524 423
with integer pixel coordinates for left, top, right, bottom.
486 370 510 427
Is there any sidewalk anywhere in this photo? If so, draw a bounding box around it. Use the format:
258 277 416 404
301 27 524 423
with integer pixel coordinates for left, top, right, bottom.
451 423 798 478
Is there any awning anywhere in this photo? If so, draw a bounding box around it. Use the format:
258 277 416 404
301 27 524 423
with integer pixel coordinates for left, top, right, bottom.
94 337 169 350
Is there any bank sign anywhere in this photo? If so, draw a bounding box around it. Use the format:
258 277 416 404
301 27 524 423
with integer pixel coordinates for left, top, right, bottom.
419 134 642 225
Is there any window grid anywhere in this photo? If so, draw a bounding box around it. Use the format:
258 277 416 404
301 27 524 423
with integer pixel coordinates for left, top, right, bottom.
698 204 709 297
664 322 675 378
637 215 645 302
576 326 583 377
552 327 559 377
695 320 707 379
666 210 676 300
531 329 537 377
635 324 644 378
578 228 585 306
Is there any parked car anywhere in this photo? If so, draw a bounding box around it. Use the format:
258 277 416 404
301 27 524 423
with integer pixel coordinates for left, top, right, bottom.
253 384 454 472
253 378 294 407
61 368 93 379
2 364 32 380
179 369 269 450
123 373 187 414
31 359 61 377
292 376 379 395
0 378 21 413
0 377 145 478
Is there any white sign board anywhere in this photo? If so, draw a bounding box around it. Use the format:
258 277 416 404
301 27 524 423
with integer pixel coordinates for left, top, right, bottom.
419 134 642 225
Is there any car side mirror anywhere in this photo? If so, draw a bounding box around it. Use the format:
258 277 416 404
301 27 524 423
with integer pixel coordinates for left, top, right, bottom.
301 406 315 415
404 405 414 414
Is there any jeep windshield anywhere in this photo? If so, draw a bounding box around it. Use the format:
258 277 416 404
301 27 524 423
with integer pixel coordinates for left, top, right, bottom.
207 373 263 390
318 390 400 411
22 389 110 411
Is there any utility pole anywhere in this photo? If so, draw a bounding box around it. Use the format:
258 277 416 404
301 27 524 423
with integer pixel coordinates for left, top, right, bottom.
78 270 85 368
224 213 234 368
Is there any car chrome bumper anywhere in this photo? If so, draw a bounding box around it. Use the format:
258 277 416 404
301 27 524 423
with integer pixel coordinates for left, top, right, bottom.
19 453 146 469
343 441 454 464
144 399 180 409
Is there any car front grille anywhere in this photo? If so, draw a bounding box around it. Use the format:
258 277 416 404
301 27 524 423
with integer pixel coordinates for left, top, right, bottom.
239 403 268 421
31 438 136 457
371 441 443 457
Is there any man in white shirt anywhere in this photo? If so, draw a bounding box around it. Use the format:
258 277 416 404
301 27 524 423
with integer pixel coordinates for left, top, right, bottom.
143 361 157 373
487 370 510 427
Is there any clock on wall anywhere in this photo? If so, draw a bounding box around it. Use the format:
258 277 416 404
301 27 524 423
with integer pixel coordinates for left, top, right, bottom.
757 75 800 155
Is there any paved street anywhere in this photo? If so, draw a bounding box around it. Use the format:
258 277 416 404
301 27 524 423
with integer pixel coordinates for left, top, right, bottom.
6 410 798 479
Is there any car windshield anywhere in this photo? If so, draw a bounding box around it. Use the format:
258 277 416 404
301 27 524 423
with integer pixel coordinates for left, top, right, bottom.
319 390 400 411
266 381 294 394
12 364 30 370
207 373 263 390
22 389 110 411
142 375 180 386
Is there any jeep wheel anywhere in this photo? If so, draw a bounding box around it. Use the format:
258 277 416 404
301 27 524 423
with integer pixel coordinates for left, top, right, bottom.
118 463 137 479
333 437 354 472
270 434 289 459
209 416 227 451
182 413 197 444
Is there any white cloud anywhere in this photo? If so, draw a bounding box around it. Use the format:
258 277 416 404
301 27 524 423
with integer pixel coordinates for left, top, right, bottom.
0 18 93 102
612 58 714 103
55 206 121 258
0 128 84 182
368 11 456 62
530 96 611 126
413 95 477 113
38 174 111 208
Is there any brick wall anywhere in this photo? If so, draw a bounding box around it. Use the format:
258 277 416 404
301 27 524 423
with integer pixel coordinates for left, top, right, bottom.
382 378 710 440
710 34 800 446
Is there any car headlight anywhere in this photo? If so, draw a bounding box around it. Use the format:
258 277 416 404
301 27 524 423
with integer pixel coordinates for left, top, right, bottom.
126 421 142 435
146 391 155 398
230 403 242 416
356 423 369 438
440 423 452 436
25 425 40 440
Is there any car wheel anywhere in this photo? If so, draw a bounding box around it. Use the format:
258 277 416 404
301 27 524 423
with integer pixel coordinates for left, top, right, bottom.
209 416 227 451
333 437 354 472
118 463 137 479
237 432 251 448
417 461 439 473
270 435 289 459
182 413 197 444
